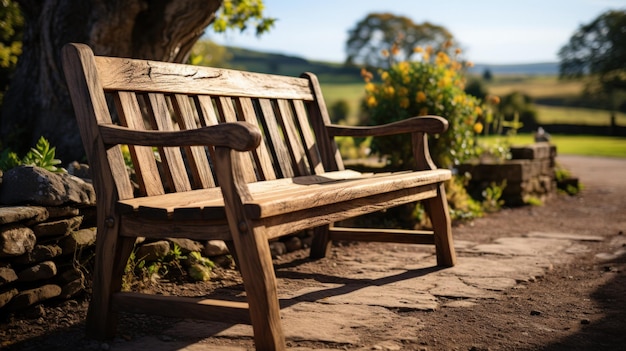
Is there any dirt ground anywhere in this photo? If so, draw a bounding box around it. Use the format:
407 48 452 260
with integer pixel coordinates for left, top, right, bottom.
1 155 625 350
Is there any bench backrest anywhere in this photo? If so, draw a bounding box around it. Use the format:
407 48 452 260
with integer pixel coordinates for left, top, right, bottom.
63 43 344 201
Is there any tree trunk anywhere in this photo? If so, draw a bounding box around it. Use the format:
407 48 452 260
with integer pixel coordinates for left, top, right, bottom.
1 0 221 163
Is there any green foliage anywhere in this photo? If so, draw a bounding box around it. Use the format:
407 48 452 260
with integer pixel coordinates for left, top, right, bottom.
481 180 506 212
0 0 23 104
446 175 484 221
362 47 482 168
554 163 583 196
189 39 234 67
0 136 64 172
212 0 275 36
329 99 350 123
346 12 454 69
559 9 626 109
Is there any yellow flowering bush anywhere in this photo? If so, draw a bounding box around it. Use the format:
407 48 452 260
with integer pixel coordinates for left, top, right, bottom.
362 46 482 168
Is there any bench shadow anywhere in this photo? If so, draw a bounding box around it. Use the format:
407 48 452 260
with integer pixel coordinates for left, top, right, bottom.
1 256 444 350
539 255 626 351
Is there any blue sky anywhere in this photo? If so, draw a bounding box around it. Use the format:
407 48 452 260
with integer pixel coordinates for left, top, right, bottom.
210 0 625 64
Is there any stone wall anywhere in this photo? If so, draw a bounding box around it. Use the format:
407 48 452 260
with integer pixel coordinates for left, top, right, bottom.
457 142 557 206
0 165 309 314
0 166 97 313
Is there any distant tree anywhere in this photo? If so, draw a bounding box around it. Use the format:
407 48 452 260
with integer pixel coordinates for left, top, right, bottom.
345 12 454 69
0 0 274 163
482 68 493 82
464 79 488 101
558 9 626 114
329 99 350 124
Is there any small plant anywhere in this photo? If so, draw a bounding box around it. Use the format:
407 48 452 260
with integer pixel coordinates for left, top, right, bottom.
122 243 189 290
554 163 583 196
482 180 507 212
525 196 544 206
0 136 64 172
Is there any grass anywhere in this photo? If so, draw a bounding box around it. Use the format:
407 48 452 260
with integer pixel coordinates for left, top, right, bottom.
536 105 626 126
486 75 584 99
318 76 626 159
479 134 626 158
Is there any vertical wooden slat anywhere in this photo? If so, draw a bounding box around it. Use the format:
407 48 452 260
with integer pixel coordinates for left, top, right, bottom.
171 94 215 188
145 93 192 192
275 99 309 176
195 95 220 126
258 99 294 178
300 72 343 171
236 97 277 181
114 92 165 196
292 99 325 175
215 97 258 183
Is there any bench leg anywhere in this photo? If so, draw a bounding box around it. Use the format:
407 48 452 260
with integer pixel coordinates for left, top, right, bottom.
231 224 286 350
309 224 331 259
86 221 135 339
424 183 456 267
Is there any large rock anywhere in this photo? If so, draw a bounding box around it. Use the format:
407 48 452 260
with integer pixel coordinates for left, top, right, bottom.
0 267 18 285
17 261 57 282
59 227 96 254
14 244 63 265
168 238 204 254
0 288 18 309
136 240 170 262
8 284 62 310
0 224 36 257
0 206 48 225
0 166 95 206
203 240 229 257
32 216 83 238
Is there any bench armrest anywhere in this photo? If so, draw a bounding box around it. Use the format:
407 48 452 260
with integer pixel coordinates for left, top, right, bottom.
99 121 262 151
326 115 448 138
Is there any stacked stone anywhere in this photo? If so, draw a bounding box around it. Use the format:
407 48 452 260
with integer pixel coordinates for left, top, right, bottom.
458 143 557 206
0 166 97 313
0 165 314 314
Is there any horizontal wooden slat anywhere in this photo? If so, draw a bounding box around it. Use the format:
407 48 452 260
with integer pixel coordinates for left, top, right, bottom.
95 56 315 100
119 216 231 240
118 169 449 221
112 292 251 325
329 227 436 244
259 184 439 239
117 170 365 218
245 169 451 218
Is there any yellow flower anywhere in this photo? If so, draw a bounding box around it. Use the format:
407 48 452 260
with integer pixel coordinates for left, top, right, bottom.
381 71 390 81
474 122 484 134
365 82 376 93
385 85 395 96
414 46 424 53
455 48 462 55
474 106 483 116
435 52 450 67
419 107 429 116
416 91 427 103
366 95 377 107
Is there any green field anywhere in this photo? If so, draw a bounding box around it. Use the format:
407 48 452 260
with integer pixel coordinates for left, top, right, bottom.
480 134 626 158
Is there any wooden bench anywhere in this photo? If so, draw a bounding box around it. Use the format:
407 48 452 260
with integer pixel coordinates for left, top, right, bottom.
62 43 456 350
